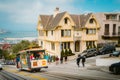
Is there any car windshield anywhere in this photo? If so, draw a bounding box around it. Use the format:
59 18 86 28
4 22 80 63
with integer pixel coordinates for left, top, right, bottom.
113 51 119 54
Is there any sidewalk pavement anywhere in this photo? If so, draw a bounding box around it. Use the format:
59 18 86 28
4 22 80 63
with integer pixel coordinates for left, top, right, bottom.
48 58 109 73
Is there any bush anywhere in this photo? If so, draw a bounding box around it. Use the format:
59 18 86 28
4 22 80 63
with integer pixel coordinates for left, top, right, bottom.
61 49 65 57
64 49 69 57
68 48 75 56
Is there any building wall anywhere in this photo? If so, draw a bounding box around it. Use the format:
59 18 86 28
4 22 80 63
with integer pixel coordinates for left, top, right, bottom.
95 13 120 44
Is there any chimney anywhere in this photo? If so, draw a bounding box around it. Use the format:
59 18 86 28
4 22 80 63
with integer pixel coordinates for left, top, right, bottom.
53 7 59 17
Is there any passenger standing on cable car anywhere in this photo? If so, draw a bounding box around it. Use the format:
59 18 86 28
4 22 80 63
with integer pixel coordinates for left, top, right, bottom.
30 54 34 60
16 54 21 70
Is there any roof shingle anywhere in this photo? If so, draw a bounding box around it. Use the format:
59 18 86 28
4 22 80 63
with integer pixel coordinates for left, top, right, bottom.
39 12 92 30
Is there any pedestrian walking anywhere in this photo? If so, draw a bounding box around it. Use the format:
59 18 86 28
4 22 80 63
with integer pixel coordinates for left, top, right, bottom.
76 54 81 67
65 56 68 64
81 56 86 67
55 56 59 65
60 56 63 64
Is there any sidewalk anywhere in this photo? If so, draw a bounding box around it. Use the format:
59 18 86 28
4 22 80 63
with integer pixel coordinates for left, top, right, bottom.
48 57 109 73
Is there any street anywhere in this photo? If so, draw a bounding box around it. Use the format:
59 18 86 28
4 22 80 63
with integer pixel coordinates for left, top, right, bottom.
0 56 120 80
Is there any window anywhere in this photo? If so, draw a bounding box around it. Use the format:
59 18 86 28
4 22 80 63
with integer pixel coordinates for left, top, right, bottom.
64 18 68 24
86 29 96 34
118 26 120 35
119 16 120 21
106 14 117 20
61 42 70 49
64 42 66 49
104 24 109 35
61 30 64 37
46 31 48 36
89 19 94 23
67 30 71 36
51 30 53 35
106 15 110 20
51 42 55 50
41 41 43 46
111 15 117 20
113 24 116 35
61 29 71 37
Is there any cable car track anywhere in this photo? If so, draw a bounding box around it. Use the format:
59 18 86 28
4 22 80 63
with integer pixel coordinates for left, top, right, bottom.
0 70 27 80
40 72 92 80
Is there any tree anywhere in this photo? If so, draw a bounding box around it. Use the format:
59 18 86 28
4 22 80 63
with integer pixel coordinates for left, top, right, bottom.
2 50 9 60
28 41 39 48
12 40 39 54
0 49 3 59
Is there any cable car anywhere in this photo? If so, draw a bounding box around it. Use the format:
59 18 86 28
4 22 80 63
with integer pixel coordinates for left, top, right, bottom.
18 48 48 72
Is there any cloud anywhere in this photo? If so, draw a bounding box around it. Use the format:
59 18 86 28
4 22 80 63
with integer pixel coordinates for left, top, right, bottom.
0 0 77 25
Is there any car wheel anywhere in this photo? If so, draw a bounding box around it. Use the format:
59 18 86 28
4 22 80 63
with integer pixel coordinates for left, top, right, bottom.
109 54 112 57
113 67 118 74
94 53 97 56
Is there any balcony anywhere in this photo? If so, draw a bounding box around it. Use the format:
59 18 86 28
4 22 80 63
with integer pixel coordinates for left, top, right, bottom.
102 32 120 40
112 32 116 35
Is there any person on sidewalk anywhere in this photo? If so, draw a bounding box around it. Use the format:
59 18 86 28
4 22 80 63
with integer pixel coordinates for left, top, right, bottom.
76 54 81 67
81 56 86 67
60 56 63 64
65 56 68 64
55 56 59 65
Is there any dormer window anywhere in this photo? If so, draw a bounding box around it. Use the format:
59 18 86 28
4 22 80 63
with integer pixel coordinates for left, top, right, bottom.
89 19 94 23
64 18 68 24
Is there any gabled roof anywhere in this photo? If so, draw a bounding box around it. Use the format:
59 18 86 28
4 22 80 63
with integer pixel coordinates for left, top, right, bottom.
46 12 67 30
39 12 93 30
70 14 81 29
80 13 92 28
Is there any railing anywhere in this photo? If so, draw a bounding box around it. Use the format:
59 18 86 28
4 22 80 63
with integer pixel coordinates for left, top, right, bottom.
112 32 116 35
104 32 109 35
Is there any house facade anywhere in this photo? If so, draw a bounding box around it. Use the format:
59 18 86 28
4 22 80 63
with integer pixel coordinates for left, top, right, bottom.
95 13 120 45
37 8 100 57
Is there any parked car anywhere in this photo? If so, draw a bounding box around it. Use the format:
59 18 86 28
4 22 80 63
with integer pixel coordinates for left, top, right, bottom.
0 63 3 70
109 51 120 57
81 48 97 58
99 45 116 55
109 62 120 74
5 60 15 65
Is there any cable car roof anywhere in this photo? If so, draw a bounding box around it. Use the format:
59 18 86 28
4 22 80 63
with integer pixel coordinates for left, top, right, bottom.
18 48 45 53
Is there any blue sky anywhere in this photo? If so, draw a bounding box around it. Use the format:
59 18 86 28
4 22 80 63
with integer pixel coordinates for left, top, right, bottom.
0 0 120 32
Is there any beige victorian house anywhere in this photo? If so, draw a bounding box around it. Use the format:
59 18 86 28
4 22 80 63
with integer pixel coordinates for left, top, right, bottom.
37 8 100 57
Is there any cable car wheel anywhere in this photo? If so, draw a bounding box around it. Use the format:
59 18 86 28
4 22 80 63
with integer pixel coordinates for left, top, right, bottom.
30 68 41 72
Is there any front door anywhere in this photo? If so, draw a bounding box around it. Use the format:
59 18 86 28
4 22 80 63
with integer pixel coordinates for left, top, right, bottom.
75 41 80 52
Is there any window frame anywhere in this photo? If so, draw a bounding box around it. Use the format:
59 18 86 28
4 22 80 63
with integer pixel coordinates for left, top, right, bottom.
51 42 55 50
86 28 96 34
61 29 71 37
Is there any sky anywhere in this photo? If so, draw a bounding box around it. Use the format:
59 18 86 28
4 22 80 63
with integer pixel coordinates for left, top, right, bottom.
0 0 120 32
